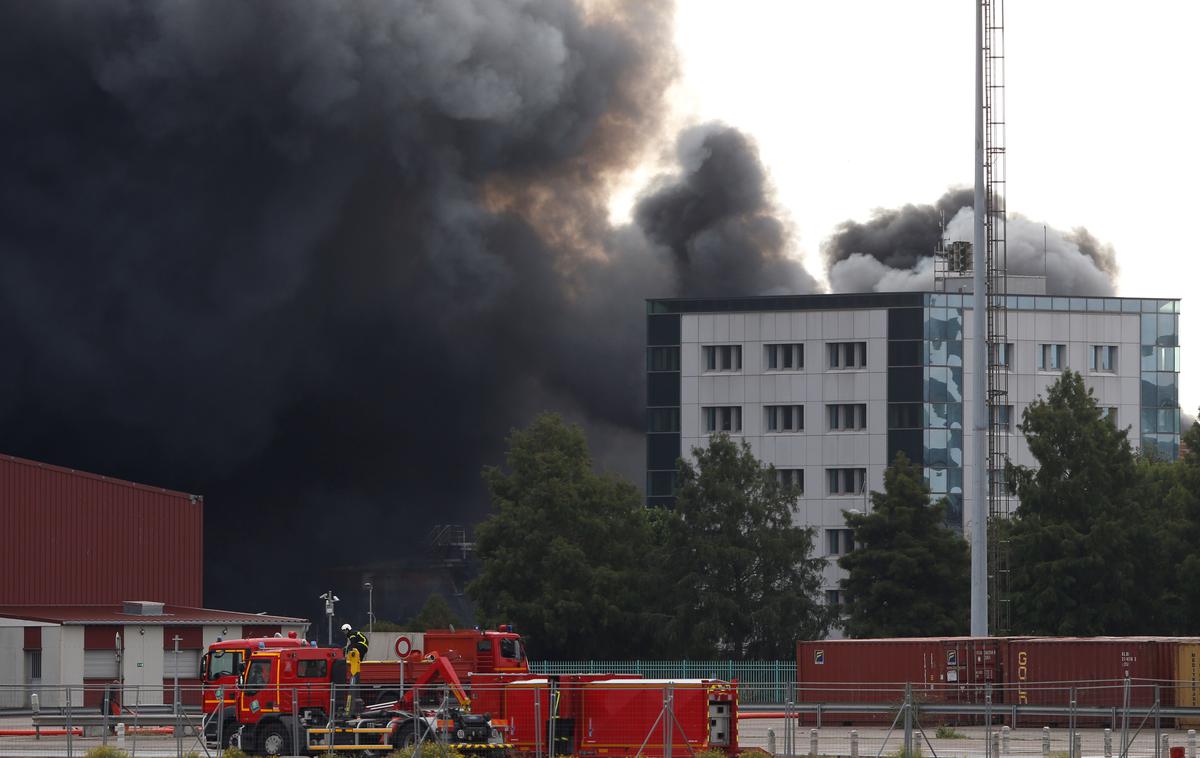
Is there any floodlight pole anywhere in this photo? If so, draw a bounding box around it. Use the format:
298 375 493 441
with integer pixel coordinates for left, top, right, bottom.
970 0 989 639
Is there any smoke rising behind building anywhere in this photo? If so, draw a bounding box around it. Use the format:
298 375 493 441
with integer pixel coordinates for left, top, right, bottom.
825 188 1120 295
0 1 816 617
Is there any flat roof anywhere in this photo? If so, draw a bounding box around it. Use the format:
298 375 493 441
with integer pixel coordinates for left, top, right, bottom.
0 604 307 626
647 292 1180 315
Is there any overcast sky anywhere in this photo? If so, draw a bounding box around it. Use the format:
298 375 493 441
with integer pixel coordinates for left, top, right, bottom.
668 0 1198 418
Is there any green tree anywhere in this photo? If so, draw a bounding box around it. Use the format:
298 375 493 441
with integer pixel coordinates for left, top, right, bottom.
662 433 830 658
837 451 969 637
1006 370 1160 634
403 594 463 631
468 413 663 659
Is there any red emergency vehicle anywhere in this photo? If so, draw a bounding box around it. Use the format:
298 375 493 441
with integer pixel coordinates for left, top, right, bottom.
200 634 309 745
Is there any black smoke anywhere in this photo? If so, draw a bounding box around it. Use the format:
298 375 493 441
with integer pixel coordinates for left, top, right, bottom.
823 188 1120 295
0 1 815 619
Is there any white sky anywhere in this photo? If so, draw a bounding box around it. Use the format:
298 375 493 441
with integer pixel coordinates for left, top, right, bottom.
669 0 1199 418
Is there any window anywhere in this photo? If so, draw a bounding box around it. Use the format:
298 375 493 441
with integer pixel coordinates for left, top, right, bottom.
647 407 680 433
989 468 1014 497
702 345 742 372
776 468 804 492
828 342 867 369
824 589 844 606
243 660 272 693
991 405 1013 432
1038 344 1067 370
26 651 41 682
205 650 244 681
647 346 680 372
766 343 804 371
702 406 742 433
828 404 867 431
164 649 202 678
297 659 329 678
888 403 922 429
765 405 804 432
991 342 1014 369
826 528 855 555
1101 406 1118 424
827 467 866 495
1090 345 1118 372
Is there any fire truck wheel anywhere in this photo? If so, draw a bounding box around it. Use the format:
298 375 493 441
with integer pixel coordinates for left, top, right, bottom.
259 723 290 757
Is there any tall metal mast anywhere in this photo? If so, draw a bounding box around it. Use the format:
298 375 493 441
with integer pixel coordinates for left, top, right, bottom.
982 0 1011 635
969 0 989 639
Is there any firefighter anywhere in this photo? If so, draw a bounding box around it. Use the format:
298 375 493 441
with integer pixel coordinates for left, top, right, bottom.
341 623 369 659
341 624 368 716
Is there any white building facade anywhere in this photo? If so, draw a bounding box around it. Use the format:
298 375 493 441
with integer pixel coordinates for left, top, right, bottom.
645 291 1182 605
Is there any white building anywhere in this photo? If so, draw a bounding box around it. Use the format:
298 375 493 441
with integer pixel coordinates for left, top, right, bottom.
645 285 1182 606
0 601 308 708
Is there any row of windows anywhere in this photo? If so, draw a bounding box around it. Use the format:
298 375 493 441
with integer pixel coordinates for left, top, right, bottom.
701 405 869 434
691 342 866 373
651 467 865 498
656 342 1132 374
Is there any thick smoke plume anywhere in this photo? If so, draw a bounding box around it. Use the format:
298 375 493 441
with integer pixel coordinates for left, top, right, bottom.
0 1 814 617
825 189 1120 295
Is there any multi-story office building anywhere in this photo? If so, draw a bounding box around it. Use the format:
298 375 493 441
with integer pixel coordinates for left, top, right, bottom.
645 286 1181 602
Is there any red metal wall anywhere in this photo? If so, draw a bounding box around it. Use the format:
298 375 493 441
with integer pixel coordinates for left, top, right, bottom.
0 454 202 605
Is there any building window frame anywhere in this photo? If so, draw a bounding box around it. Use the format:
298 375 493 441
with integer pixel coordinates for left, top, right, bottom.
702 344 742 373
765 343 805 371
702 406 742 433
827 467 867 496
1090 345 1118 373
765 404 805 433
1037 343 1067 371
828 341 868 370
828 403 868 431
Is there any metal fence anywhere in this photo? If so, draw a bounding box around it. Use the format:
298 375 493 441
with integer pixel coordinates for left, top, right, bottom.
1 680 1199 758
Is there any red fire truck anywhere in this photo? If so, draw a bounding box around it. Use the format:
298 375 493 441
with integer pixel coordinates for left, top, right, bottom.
200 633 310 745
217 627 738 757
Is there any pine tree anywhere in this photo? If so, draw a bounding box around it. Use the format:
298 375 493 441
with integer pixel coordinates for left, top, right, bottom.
838 451 969 637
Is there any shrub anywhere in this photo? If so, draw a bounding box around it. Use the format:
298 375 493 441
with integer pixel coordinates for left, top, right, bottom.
935 726 966 739
386 746 468 758
85 748 129 758
221 748 248 758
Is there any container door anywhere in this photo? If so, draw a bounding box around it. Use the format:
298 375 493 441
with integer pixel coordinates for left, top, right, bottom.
942 642 966 702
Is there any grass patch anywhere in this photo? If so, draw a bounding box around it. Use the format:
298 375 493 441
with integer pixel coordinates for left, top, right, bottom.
935 726 967 739
85 748 129 758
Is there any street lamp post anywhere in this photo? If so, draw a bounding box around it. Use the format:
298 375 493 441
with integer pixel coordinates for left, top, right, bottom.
319 591 340 646
362 581 374 636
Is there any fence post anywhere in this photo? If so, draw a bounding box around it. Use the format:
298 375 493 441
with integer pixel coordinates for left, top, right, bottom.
809 728 818 758
1069 688 1077 758
292 687 300 758
1105 728 1113 758
1162 735 1171 758
217 697 224 758
851 729 859 758
986 682 994 758
767 728 776 757
663 686 674 758
534 685 543 758
1189 730 1197 758
903 683 913 758
65 685 73 758
1155 685 1162 758
993 731 1001 758
1043 727 1051 758
1074 734 1082 758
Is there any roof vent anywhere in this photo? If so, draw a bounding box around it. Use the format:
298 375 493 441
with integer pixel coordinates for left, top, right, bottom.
122 601 165 616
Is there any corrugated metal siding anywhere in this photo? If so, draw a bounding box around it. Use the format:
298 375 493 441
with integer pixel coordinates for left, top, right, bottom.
0 455 202 605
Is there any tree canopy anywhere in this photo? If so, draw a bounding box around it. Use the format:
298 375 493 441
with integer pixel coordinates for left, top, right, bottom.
1006 371 1163 634
660 433 830 658
402 594 463 631
467 413 662 659
838 451 969 638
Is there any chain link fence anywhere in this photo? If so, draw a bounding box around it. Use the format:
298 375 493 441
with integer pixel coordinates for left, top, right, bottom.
1 680 1199 758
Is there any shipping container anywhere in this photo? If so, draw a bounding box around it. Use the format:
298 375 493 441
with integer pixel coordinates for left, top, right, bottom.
1005 637 1173 714
1175 642 1200 728
796 638 1005 725
0 454 202 606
